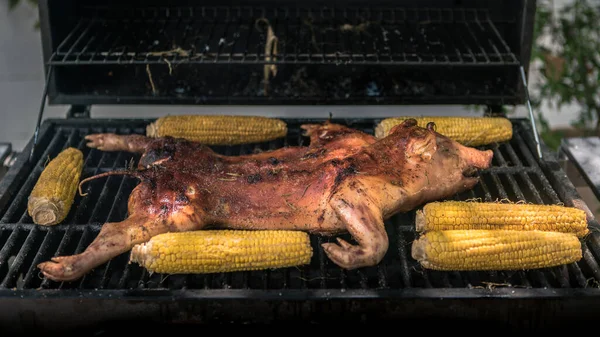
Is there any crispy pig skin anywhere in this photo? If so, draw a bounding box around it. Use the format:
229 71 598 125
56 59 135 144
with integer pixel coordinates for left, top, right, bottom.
37 120 493 281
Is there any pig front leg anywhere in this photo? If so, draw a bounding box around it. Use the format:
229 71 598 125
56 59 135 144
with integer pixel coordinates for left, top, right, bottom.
85 134 151 153
322 183 388 270
37 215 173 282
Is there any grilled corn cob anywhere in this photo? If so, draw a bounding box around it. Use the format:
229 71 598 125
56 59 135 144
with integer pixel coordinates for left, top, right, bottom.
146 115 288 145
375 116 513 146
130 230 313 274
27 147 84 226
416 201 589 238
411 230 582 271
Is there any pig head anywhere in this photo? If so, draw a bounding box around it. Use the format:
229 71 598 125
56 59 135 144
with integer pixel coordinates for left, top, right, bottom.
319 118 493 269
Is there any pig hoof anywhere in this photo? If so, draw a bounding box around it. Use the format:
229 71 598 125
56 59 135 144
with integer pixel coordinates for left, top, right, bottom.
85 134 106 150
37 256 84 282
322 238 378 270
85 133 121 151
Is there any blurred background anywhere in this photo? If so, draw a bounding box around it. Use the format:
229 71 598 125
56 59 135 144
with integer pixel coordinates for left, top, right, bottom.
2 0 597 152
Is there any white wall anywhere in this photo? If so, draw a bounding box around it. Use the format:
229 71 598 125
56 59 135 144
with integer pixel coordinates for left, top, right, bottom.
0 2 581 152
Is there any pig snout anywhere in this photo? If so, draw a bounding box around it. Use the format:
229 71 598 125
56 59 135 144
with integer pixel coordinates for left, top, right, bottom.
457 145 493 178
459 145 493 170
430 126 493 178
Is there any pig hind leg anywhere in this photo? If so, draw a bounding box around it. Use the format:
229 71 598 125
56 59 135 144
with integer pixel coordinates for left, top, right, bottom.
37 215 204 282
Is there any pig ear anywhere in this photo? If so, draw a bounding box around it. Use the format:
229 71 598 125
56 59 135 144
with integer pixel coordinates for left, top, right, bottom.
389 118 418 134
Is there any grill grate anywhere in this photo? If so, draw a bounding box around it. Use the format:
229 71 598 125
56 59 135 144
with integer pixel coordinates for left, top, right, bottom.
1 118 600 294
49 6 518 67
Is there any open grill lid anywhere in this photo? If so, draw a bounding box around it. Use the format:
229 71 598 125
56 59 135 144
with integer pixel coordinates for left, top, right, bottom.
38 0 536 106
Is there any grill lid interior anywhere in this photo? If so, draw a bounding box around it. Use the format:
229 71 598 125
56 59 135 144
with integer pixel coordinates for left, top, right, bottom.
39 0 535 106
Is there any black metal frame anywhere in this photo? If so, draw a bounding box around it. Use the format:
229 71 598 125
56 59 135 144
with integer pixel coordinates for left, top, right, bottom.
2 118 600 289
9 0 593 332
37 0 535 106
49 7 518 66
1 118 600 332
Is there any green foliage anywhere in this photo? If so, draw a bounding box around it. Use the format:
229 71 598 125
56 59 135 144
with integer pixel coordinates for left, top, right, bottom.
540 130 565 151
464 0 599 152
8 0 19 10
6 0 39 29
7 0 36 10
532 0 600 134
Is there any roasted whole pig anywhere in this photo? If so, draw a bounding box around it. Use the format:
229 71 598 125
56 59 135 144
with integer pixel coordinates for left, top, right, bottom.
37 119 493 281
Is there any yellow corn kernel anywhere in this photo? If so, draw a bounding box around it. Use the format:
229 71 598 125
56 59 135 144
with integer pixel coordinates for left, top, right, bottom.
411 230 582 271
146 115 288 145
375 116 513 146
27 147 84 226
130 230 313 274
416 201 589 238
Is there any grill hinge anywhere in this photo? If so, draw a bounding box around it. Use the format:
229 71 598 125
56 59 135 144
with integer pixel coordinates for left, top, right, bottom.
66 105 91 119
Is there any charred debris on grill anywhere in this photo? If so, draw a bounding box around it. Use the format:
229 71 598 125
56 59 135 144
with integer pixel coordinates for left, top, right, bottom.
64 11 515 102
144 17 280 96
77 64 511 102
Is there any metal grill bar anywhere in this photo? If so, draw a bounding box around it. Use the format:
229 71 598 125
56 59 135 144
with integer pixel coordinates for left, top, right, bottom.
105 176 130 223
503 143 524 166
87 152 125 223
568 261 588 287
54 20 86 58
531 269 550 288
463 11 490 63
40 226 76 288
1 226 39 288
476 174 493 201
485 11 519 63
422 270 433 288
60 20 97 63
49 7 518 66
67 226 93 289
21 228 57 288
582 244 600 282
71 147 117 223
117 258 133 289
377 264 388 289
395 221 412 288
0 226 23 284
490 173 508 199
552 265 571 288
316 236 327 288
1 118 600 295
504 174 526 201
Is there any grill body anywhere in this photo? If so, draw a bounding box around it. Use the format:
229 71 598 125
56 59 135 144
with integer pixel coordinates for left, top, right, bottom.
4 0 599 332
1 118 600 331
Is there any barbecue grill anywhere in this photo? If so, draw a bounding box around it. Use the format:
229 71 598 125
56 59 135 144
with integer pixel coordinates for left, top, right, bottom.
2 0 600 333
